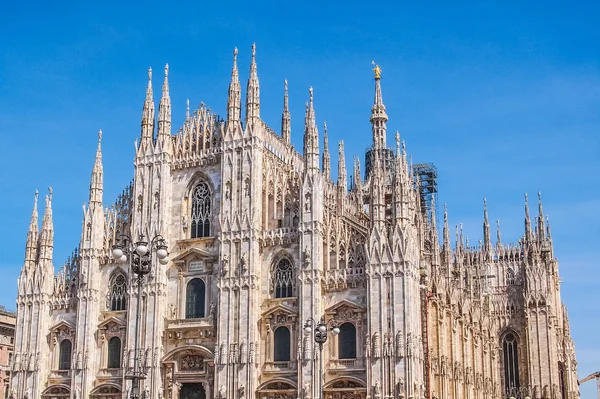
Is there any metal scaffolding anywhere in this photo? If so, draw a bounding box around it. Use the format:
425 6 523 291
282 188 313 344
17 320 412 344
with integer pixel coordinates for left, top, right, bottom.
412 163 438 225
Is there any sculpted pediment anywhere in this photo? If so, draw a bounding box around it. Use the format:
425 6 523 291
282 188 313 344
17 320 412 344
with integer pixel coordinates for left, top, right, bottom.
325 299 365 315
50 320 76 335
98 315 126 330
172 247 214 263
262 304 297 324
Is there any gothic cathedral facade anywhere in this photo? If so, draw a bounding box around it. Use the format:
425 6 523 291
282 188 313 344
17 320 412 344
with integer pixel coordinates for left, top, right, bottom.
11 45 579 399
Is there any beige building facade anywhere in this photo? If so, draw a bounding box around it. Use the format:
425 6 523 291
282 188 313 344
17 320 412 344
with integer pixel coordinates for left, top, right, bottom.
11 45 579 399
0 308 15 399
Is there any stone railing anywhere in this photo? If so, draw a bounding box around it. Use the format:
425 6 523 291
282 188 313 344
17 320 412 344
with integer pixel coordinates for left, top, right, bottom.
264 360 297 373
329 357 365 371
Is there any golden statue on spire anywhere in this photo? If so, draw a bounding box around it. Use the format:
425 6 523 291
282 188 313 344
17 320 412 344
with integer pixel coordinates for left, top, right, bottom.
371 61 381 80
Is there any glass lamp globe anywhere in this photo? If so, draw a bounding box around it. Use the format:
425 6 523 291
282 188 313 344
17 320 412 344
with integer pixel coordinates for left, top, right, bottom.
118 254 128 264
159 257 170 265
136 244 149 256
157 248 168 260
318 325 327 333
332 327 340 335
304 326 312 334
112 247 123 259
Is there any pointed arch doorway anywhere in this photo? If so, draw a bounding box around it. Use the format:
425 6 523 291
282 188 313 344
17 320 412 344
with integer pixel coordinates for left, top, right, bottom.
180 383 206 399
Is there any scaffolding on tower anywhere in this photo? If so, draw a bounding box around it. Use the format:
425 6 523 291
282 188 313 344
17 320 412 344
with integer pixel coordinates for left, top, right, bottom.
412 162 438 225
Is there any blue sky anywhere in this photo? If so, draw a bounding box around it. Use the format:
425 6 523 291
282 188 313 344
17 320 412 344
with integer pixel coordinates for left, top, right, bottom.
1 1 599 396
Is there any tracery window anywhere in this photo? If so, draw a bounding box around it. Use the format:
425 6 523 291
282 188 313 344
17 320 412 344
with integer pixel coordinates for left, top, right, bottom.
506 268 515 286
274 258 294 298
502 332 520 392
338 322 357 359
107 337 121 369
186 278 206 319
191 181 212 238
109 274 128 311
59 339 72 370
273 326 291 362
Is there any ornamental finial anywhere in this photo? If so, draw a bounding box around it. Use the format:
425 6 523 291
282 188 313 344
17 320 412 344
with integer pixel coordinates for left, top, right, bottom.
148 67 152 81
371 61 381 80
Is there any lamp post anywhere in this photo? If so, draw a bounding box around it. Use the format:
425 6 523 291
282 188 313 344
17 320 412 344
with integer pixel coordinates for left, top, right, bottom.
112 234 169 399
304 317 340 399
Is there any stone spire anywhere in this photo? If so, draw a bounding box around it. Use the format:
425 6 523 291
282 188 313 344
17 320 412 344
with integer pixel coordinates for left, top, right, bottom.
303 87 320 172
24 190 39 268
483 198 491 252
245 43 260 128
338 140 347 192
157 64 172 140
537 191 546 240
524 193 533 241
322 122 331 180
89 130 103 208
370 62 388 149
442 204 452 265
496 220 503 248
227 48 241 124
353 156 361 191
38 188 54 265
140 67 155 146
281 79 291 144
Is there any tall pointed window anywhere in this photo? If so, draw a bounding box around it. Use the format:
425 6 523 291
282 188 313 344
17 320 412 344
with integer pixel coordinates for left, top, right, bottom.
273 327 291 362
109 273 128 311
191 181 212 238
186 278 206 319
506 268 515 286
107 337 121 369
274 258 294 298
338 322 357 359
502 332 520 393
58 339 72 370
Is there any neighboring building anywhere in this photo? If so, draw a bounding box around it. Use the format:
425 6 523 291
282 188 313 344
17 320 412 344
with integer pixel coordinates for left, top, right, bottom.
11 45 579 399
0 307 15 399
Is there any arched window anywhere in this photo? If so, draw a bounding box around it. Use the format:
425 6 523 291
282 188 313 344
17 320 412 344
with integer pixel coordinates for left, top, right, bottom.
186 278 206 319
273 327 291 362
338 322 357 359
191 181 212 238
109 274 128 311
273 258 294 298
107 337 121 369
58 339 72 370
502 332 520 392
506 268 515 285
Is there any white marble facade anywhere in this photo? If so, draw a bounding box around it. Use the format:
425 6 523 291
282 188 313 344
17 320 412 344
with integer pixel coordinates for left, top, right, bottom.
11 45 579 399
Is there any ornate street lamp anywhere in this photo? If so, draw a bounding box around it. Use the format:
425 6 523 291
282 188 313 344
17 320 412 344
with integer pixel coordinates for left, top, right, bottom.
304 317 340 399
112 234 169 399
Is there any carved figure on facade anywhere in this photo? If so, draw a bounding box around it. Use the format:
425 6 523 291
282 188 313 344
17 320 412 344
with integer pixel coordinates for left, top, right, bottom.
395 330 404 359
304 335 311 361
240 339 247 364
364 333 371 358
249 341 255 365
219 385 226 399
373 381 381 399
373 332 381 359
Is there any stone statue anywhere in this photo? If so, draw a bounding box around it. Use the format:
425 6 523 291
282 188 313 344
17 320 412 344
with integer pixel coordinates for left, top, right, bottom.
219 385 226 399
222 255 229 276
364 334 371 358
303 247 311 268
238 384 246 399
543 385 549 399
303 383 311 399
248 342 255 365
240 339 247 364
220 342 227 365
297 337 302 360
396 330 404 359
374 381 381 399
74 388 81 399
373 332 381 358
144 387 150 398
209 301 216 317
240 253 248 274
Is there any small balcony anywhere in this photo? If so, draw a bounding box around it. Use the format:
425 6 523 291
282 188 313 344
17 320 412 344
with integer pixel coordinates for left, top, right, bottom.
49 369 71 379
97 368 123 379
264 361 297 373
329 358 365 372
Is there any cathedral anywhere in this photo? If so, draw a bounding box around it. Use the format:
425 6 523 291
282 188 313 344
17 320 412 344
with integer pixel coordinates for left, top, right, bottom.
11 44 579 399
